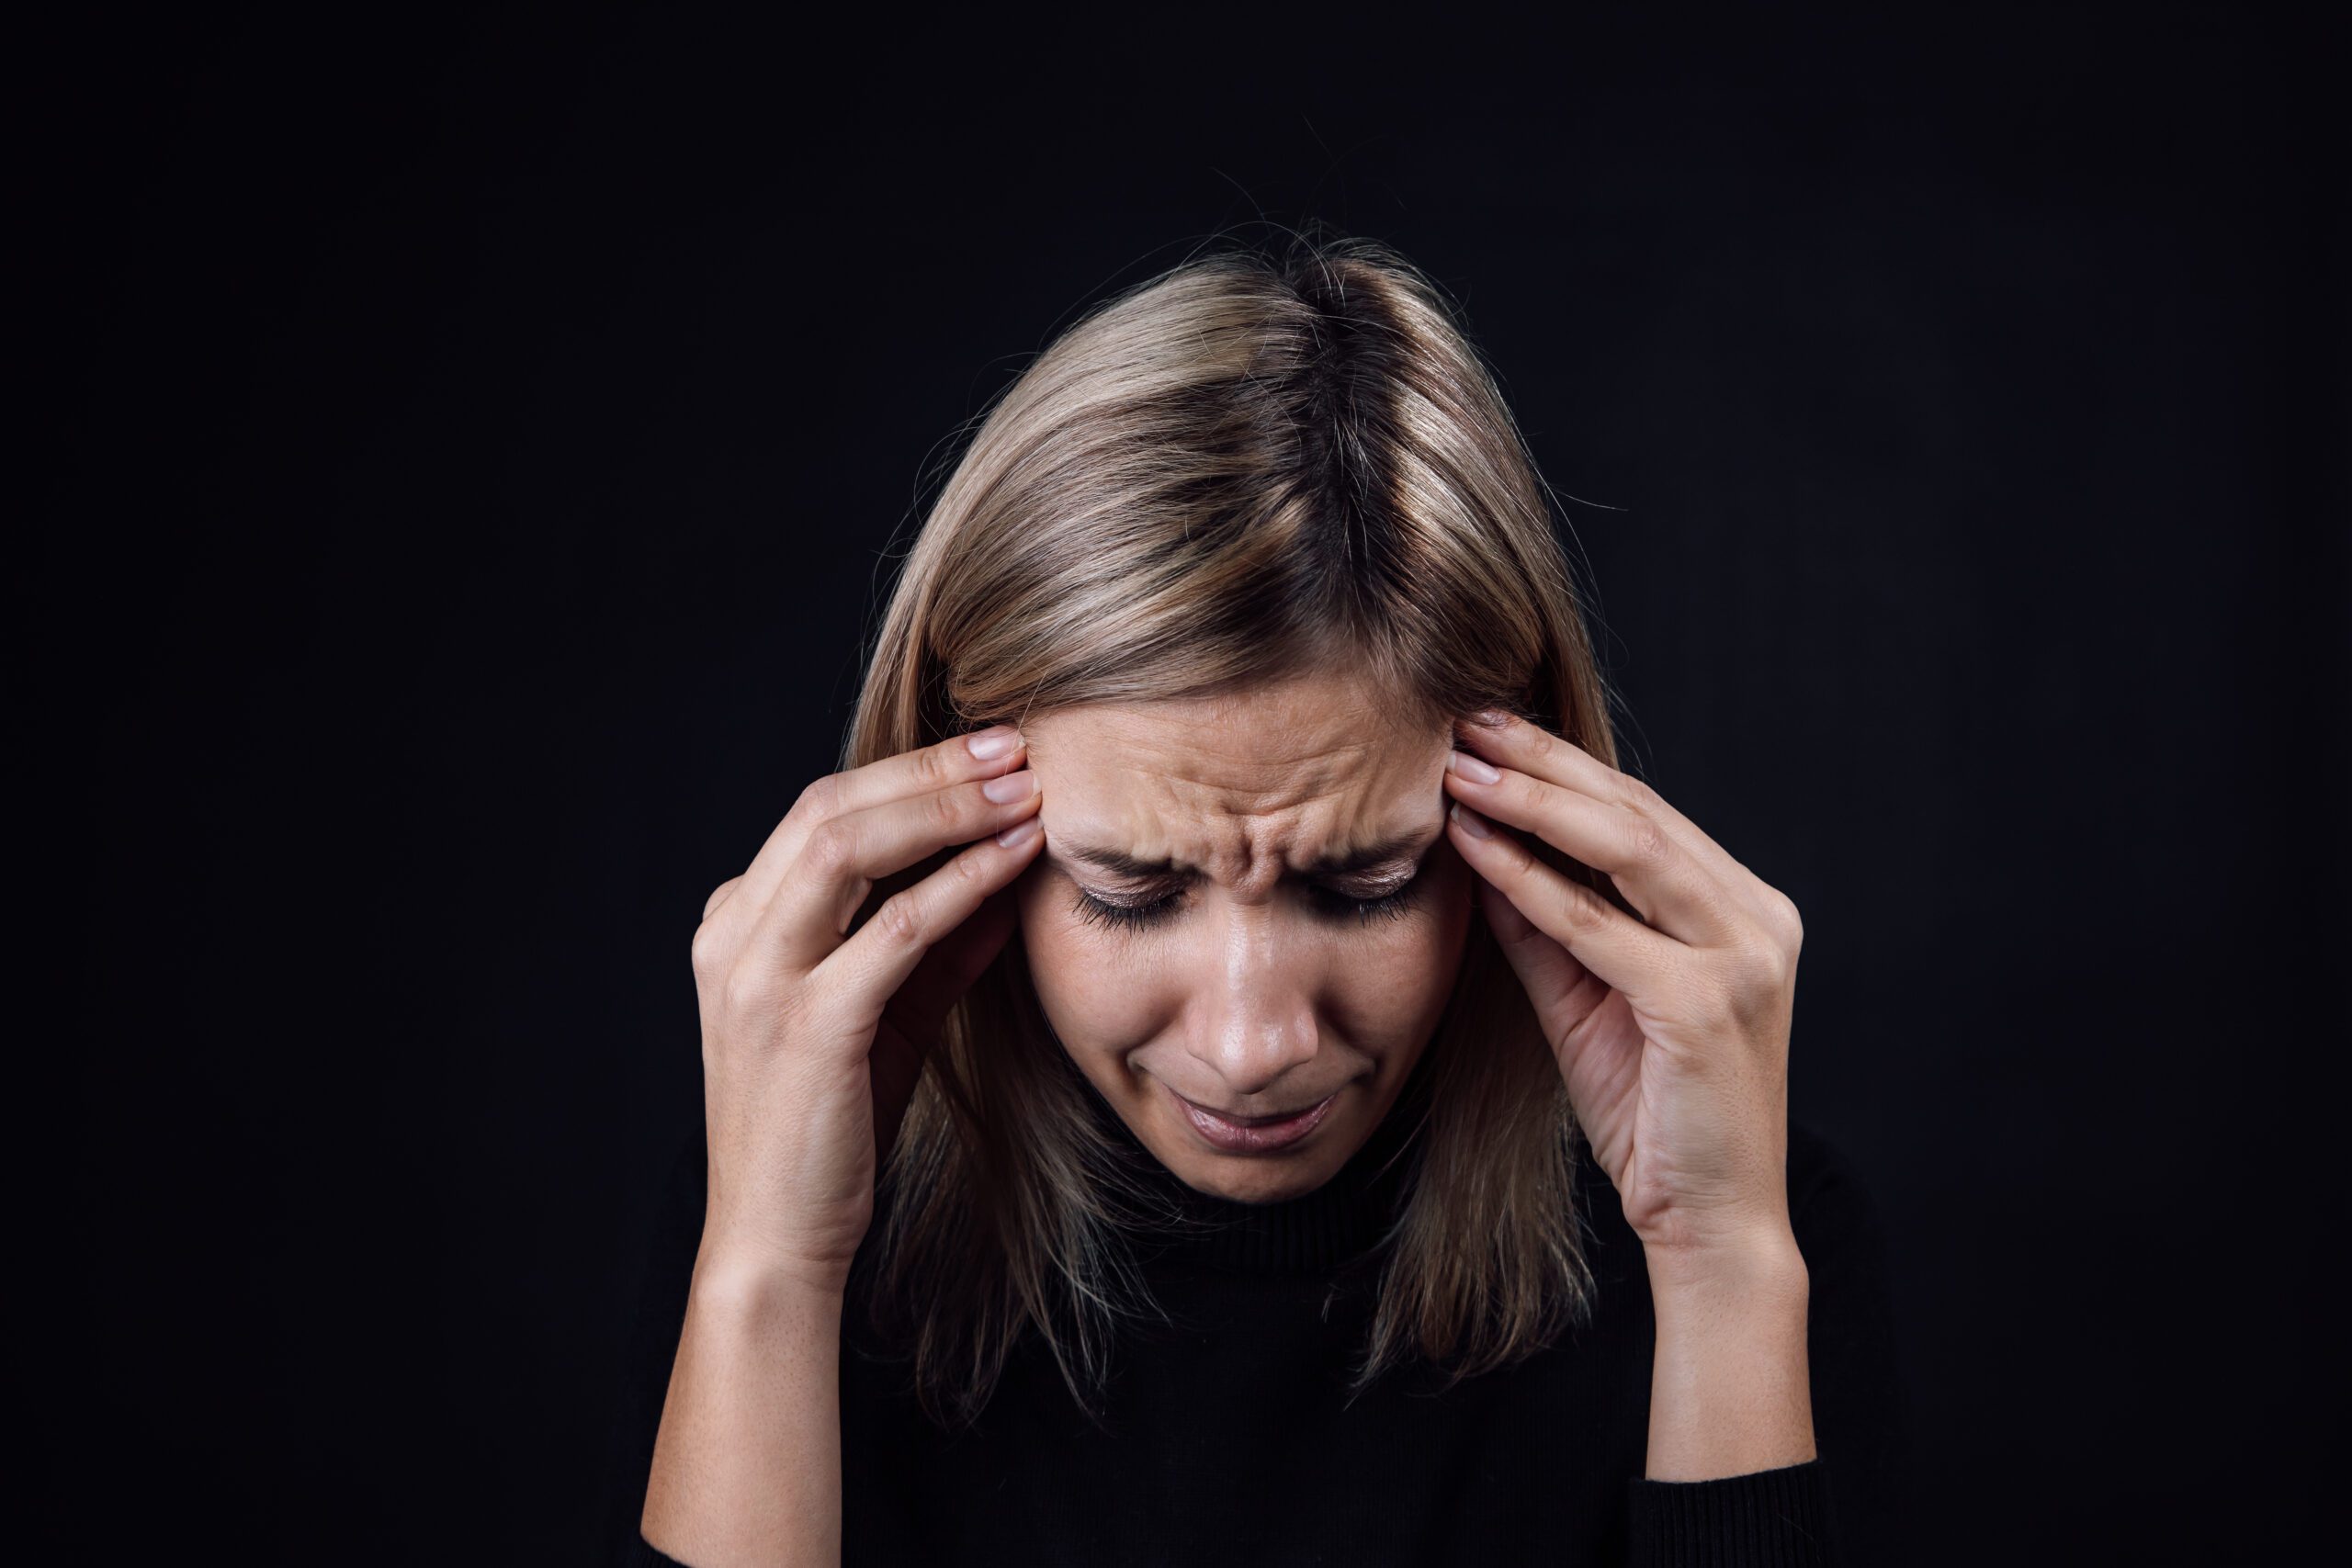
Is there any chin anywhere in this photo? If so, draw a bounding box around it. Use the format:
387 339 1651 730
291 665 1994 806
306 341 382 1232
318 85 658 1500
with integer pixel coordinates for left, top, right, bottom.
1161 1146 1348 1205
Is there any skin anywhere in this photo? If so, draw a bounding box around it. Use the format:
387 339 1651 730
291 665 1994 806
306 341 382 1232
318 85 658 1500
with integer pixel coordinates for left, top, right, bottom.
1440 706 1815 1482
1011 670 1476 1205
643 663 1815 1567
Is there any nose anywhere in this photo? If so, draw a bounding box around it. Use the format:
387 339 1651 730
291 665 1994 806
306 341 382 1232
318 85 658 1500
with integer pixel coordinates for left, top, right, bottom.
1182 901 1322 1099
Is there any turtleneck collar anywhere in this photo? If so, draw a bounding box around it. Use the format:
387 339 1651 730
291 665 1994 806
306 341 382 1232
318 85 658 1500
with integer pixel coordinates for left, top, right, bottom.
1080 1080 1423 1275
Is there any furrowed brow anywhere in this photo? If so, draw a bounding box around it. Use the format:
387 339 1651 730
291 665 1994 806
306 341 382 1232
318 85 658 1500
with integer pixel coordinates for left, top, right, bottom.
1056 826 1438 883
1056 843 1198 880
1301 827 1439 878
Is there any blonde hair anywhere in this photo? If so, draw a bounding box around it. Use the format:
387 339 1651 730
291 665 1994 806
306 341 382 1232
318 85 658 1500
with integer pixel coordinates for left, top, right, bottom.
842 230 1627 1430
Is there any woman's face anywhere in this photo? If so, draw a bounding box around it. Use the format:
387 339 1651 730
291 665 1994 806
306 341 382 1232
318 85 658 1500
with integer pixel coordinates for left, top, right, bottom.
1012 667 1476 1204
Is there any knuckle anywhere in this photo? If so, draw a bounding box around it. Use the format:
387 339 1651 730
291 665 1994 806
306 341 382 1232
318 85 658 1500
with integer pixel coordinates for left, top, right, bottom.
689 919 729 978
1622 810 1674 868
949 841 990 888
935 843 980 894
701 875 743 921
793 772 842 824
1509 772 1549 818
1495 827 1538 877
1619 773 1667 815
1552 874 1612 935
872 889 927 949
914 742 955 791
927 780 967 832
805 819 860 880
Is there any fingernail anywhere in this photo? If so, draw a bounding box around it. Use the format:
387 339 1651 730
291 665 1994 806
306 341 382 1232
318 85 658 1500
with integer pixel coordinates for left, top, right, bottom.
1450 801 1494 839
983 769 1035 803
1469 707 1511 728
967 726 1022 760
996 815 1041 848
1447 748 1501 784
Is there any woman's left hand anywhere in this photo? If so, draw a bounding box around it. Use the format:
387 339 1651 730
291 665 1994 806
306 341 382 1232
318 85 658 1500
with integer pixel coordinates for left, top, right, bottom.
1441 709 1805 1268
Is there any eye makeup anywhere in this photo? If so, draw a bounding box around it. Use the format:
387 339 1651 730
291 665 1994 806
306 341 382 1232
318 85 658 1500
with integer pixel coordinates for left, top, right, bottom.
1069 866 1431 933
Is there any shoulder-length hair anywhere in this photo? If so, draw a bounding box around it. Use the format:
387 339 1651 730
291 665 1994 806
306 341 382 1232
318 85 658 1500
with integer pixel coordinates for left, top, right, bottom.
840 231 1626 1431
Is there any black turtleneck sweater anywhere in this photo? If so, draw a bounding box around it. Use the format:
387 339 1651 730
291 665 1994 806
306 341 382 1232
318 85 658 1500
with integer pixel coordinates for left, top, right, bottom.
600 1096 1907 1566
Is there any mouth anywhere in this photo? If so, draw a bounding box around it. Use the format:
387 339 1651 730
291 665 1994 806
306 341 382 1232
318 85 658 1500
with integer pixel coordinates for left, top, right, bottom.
1168 1083 1341 1154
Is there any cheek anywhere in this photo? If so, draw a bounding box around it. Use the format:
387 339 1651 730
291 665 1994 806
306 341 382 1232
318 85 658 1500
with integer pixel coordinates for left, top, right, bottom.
1345 863 1477 1039
1011 877 1153 1052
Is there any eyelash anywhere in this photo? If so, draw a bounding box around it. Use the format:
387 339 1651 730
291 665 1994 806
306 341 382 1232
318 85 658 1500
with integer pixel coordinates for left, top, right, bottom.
1071 874 1427 934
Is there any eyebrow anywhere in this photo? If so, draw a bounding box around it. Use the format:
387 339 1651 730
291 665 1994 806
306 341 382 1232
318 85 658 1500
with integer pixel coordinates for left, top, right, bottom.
1051 826 1440 884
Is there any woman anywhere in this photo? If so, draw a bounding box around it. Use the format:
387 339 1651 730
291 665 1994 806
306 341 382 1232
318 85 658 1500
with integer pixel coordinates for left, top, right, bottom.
604 234 1905 1566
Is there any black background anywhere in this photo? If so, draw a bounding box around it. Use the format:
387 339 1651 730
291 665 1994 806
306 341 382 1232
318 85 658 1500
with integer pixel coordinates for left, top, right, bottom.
34 6 2346 1564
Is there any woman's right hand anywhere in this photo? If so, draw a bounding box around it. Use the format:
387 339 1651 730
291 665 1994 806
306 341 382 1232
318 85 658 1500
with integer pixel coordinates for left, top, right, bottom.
686 723 1046 1296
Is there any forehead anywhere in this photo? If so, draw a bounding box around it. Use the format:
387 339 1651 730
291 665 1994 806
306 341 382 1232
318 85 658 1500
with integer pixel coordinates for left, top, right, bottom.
1021 669 1448 882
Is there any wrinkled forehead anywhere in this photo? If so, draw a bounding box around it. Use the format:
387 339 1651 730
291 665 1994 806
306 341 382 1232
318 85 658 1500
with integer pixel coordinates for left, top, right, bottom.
1021 677 1451 885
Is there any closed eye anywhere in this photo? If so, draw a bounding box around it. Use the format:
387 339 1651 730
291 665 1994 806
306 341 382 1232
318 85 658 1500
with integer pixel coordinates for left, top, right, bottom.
1070 873 1428 933
1315 879 1426 927
1070 889 1182 932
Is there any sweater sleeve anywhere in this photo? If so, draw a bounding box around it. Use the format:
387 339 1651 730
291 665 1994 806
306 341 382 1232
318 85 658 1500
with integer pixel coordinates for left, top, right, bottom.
622 1535 692 1568
596 1127 707 1568
1623 1122 1911 1567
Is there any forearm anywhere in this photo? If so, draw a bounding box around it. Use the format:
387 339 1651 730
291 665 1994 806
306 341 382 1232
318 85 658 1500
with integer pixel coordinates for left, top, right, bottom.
1643 1232 1816 1481
640 1246 845 1567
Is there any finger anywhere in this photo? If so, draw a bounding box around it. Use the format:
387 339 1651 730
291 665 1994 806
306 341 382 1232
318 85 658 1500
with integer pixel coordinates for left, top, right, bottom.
1446 799 1689 1000
812 815 1046 1037
1455 711 1759 901
723 725 1030 936
756 770 1042 977
868 885 1023 1156
1443 752 1745 948
885 878 1023 1050
1475 874 1593 1026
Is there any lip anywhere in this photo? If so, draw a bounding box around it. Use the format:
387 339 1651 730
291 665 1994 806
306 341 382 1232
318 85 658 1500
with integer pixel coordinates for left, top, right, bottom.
1169 1083 1340 1154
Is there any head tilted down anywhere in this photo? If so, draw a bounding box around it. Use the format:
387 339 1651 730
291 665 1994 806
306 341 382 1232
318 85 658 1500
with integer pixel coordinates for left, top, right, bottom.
849 231 1619 1427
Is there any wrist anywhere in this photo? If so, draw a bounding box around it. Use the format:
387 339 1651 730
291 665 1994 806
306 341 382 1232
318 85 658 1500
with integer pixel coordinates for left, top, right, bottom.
1642 1224 1816 1482
1643 1223 1809 1310
689 1241 851 1324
